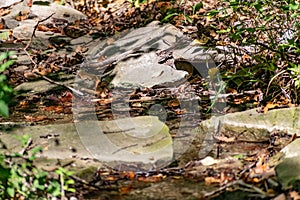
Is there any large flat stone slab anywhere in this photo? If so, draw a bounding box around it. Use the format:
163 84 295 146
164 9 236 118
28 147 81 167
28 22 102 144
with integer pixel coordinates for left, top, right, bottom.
0 0 21 8
111 52 189 88
1 116 173 171
74 116 173 170
212 107 300 134
80 21 219 89
195 107 300 159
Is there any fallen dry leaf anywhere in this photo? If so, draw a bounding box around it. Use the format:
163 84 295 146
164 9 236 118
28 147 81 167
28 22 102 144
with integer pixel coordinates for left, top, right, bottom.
137 174 165 183
120 184 132 195
24 115 47 122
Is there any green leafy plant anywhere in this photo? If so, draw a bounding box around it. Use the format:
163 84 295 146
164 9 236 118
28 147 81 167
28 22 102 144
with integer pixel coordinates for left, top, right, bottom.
289 63 300 88
0 135 75 199
205 0 300 104
0 52 15 117
162 2 203 24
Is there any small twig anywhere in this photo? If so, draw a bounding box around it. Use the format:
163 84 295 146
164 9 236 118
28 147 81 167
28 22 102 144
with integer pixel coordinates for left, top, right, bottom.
103 128 135 134
70 175 102 190
112 144 138 155
33 71 84 96
204 180 272 198
24 13 55 50
22 13 65 92
88 49 144 70
19 138 33 155
266 69 286 97
22 13 55 70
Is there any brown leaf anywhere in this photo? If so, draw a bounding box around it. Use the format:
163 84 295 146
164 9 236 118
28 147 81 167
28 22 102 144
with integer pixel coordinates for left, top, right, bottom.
121 171 135 180
37 24 57 32
24 115 47 122
120 184 132 195
137 174 164 183
27 0 33 7
205 177 221 184
0 9 10 17
263 102 279 113
44 106 64 113
24 72 40 80
60 92 73 103
168 99 180 107
15 10 30 21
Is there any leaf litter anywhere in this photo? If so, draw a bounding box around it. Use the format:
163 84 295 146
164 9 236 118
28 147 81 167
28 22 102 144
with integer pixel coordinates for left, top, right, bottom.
0 0 299 199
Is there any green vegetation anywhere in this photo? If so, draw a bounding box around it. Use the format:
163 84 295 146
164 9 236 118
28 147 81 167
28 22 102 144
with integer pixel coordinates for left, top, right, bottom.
0 135 75 199
162 2 203 24
208 0 300 103
161 0 300 105
0 52 15 118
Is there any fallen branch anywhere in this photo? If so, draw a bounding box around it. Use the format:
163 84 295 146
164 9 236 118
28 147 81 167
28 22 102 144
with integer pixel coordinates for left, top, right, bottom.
33 71 84 96
204 180 273 199
19 138 33 155
24 13 55 51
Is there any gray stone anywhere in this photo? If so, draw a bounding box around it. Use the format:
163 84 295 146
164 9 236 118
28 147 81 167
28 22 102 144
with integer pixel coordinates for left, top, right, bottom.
15 80 58 94
30 3 87 23
1 116 173 171
2 19 19 29
275 155 300 190
216 107 300 135
73 116 173 170
83 21 217 89
14 65 29 72
281 138 300 158
3 1 86 35
1 1 31 29
111 52 189 88
0 0 22 8
12 20 69 49
70 35 94 46
6 1 87 49
16 55 32 65
12 20 37 39
276 138 300 189
196 107 300 159
0 121 101 180
14 74 75 96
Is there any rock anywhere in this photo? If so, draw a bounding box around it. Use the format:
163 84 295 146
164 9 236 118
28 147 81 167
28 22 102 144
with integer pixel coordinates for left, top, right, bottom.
81 21 218 89
1 1 30 29
3 18 19 29
16 55 32 65
14 74 75 96
14 65 29 72
275 156 300 190
111 51 189 88
70 35 93 46
0 121 101 180
12 20 37 39
15 80 60 94
2 116 173 171
2 0 87 49
193 107 300 160
276 139 300 190
30 3 87 23
0 0 22 8
73 116 173 170
2 0 86 25
281 138 300 158
201 107 300 136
